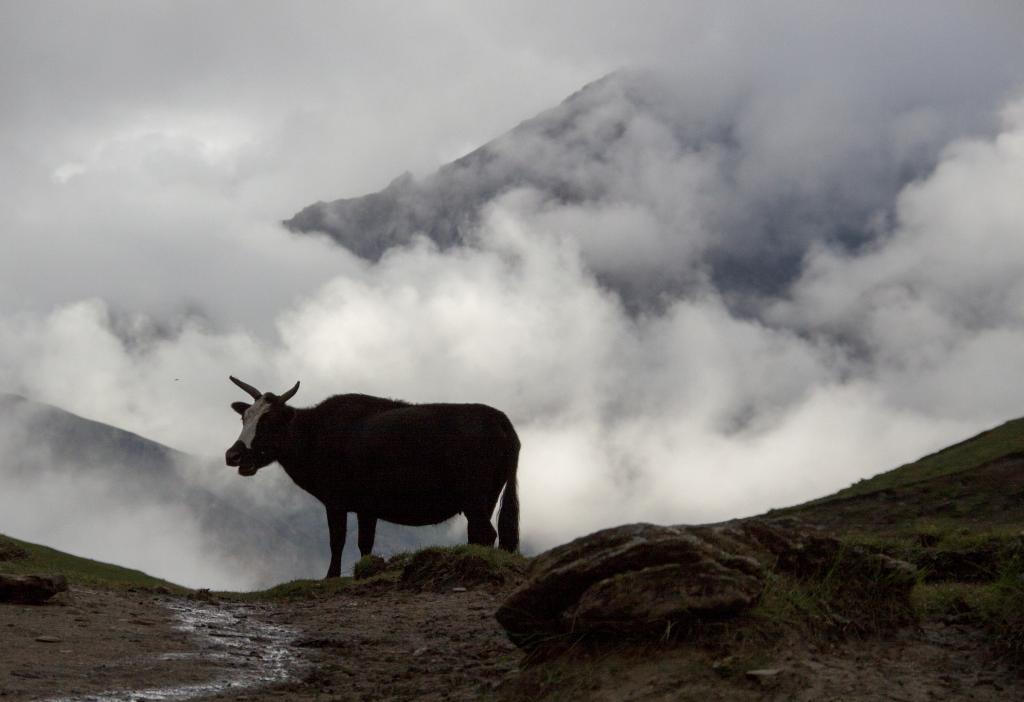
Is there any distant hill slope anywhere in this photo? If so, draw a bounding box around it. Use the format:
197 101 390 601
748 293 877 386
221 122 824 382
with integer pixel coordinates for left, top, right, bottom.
0 392 186 470
0 393 323 587
774 417 1024 535
0 532 183 591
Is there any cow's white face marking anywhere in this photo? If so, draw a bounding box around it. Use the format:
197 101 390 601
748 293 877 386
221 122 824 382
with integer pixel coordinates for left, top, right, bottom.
238 396 273 448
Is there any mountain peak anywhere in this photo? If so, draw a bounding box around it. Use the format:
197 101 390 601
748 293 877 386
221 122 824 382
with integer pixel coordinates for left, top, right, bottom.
283 69 966 312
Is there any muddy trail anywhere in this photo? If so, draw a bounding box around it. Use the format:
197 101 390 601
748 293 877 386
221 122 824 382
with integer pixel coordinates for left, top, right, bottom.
2 582 1023 701
1 587 302 701
0 583 518 702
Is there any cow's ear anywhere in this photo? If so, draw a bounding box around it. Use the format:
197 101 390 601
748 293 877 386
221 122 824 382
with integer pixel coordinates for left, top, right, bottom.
231 402 250 416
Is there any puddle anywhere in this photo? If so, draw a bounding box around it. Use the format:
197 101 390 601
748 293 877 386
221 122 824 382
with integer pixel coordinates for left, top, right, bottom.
48 599 305 701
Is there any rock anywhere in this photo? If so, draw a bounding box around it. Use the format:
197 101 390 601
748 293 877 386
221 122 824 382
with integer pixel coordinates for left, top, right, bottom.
571 561 763 632
0 574 68 605
730 518 918 628
495 523 765 647
452 586 467 593
34 635 62 643
746 668 784 685
496 518 917 650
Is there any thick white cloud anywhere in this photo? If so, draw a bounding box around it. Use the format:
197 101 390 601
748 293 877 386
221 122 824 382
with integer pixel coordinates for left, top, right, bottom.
774 99 1024 421
0 161 1005 554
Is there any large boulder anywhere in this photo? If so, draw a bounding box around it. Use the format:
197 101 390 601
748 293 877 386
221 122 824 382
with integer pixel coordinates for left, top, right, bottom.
496 523 765 647
0 574 68 604
496 519 917 650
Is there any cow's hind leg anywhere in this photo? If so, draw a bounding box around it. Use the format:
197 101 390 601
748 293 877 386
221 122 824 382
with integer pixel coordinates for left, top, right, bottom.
466 508 497 547
357 512 378 557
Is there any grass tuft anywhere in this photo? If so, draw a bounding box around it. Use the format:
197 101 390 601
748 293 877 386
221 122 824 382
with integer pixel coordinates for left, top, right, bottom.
981 555 1024 660
353 554 389 580
399 544 527 591
845 528 1024 583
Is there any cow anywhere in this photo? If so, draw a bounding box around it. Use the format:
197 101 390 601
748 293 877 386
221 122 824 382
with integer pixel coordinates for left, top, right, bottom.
223 376 520 578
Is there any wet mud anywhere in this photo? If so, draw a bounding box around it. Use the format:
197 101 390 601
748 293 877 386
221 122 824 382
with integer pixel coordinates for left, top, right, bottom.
1 588 304 701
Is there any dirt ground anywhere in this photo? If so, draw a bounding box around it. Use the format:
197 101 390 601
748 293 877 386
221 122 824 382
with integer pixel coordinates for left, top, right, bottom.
0 586 302 701
1 584 1022 701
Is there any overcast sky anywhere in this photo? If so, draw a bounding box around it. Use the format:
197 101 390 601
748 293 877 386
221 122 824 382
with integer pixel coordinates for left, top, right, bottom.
2 2 1024 582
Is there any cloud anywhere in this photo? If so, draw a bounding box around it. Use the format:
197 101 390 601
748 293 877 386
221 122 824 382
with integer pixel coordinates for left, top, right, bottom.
291 41 1023 310
771 98 1024 421
3 140 1012 555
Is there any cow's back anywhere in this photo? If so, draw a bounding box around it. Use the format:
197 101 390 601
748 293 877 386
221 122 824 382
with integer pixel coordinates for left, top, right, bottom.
344 402 518 523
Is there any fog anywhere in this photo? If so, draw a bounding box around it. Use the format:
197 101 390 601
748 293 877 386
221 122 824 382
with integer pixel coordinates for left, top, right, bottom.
2 2 1023 586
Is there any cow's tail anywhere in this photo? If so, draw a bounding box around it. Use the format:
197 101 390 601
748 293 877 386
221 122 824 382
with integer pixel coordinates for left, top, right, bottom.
497 417 521 553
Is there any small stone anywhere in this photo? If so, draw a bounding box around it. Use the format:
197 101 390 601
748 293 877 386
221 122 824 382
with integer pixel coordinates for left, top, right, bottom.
452 587 467 593
413 646 429 657
35 635 62 643
746 668 783 683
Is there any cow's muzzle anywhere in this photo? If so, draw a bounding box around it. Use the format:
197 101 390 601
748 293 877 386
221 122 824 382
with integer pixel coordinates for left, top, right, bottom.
225 441 245 467
226 442 263 476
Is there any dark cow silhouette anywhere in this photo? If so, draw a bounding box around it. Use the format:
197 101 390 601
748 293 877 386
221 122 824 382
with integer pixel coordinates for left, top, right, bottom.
224 376 520 578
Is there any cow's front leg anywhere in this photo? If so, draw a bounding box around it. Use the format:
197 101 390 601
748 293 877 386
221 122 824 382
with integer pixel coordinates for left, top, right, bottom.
325 506 347 578
357 512 378 557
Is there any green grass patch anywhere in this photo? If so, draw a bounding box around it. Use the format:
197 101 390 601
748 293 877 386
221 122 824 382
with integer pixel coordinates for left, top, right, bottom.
0 533 185 592
980 555 1024 660
748 552 916 641
911 582 993 620
353 551 413 580
399 544 528 590
843 528 1023 583
912 560 1024 662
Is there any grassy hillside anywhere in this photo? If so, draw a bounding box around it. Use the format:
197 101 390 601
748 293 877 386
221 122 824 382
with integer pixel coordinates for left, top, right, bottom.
775 415 1024 536
768 416 1024 660
824 417 1024 502
0 533 185 592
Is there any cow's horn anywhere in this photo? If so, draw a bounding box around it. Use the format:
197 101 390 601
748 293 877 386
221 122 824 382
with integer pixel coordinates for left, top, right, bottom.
279 381 300 404
229 376 262 400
